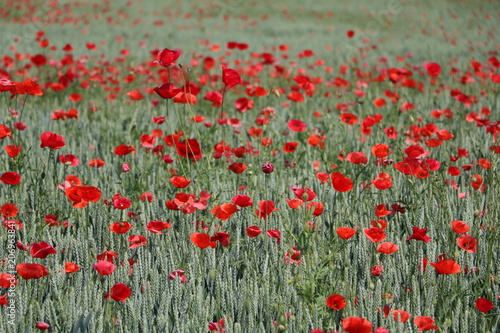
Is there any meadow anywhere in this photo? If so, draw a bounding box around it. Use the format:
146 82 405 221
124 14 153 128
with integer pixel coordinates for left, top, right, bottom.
0 0 499 332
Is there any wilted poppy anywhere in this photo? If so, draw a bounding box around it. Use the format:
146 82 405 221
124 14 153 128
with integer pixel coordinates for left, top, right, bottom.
341 317 373 333
413 316 438 331
326 294 346 310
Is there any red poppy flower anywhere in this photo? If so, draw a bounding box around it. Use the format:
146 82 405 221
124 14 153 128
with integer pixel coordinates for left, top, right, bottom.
371 265 383 276
413 316 438 331
331 172 353 192
406 227 431 243
222 66 242 88
1 203 18 217
58 154 79 166
246 226 262 237
114 144 135 156
346 152 368 165
4 145 22 157
40 132 65 149
211 232 231 247
140 192 154 202
0 172 21 185
326 294 346 310
109 283 132 302
363 227 386 243
64 262 80 273
284 247 301 265
145 220 171 234
371 144 392 158
475 298 494 313
230 195 252 208
316 172 330 184
341 317 373 333
30 241 57 258
392 310 412 323
0 294 7 306
372 172 393 190
347 30 355 38
154 48 182 68
0 273 17 288
373 98 386 108
404 145 426 159
0 124 13 139
190 233 217 248
287 119 307 132
287 91 304 102
424 63 441 77
340 113 358 125
113 197 132 210
16 263 49 280
255 200 279 220
451 220 470 233
306 202 324 216
376 242 399 254
266 229 281 244
36 322 50 330
212 203 240 220
228 162 247 174
170 176 191 188
175 138 202 160
126 90 144 101
128 235 147 249
109 221 133 234
93 261 116 276
283 142 299 153
88 158 105 168
456 234 477 253
375 204 391 217
336 227 357 239
96 251 118 262
65 185 101 208
430 259 461 274
153 83 182 99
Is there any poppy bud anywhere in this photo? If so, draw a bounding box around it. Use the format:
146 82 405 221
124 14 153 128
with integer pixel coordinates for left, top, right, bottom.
262 162 274 174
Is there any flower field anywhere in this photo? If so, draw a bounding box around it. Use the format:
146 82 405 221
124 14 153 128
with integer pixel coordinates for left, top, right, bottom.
0 0 499 332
